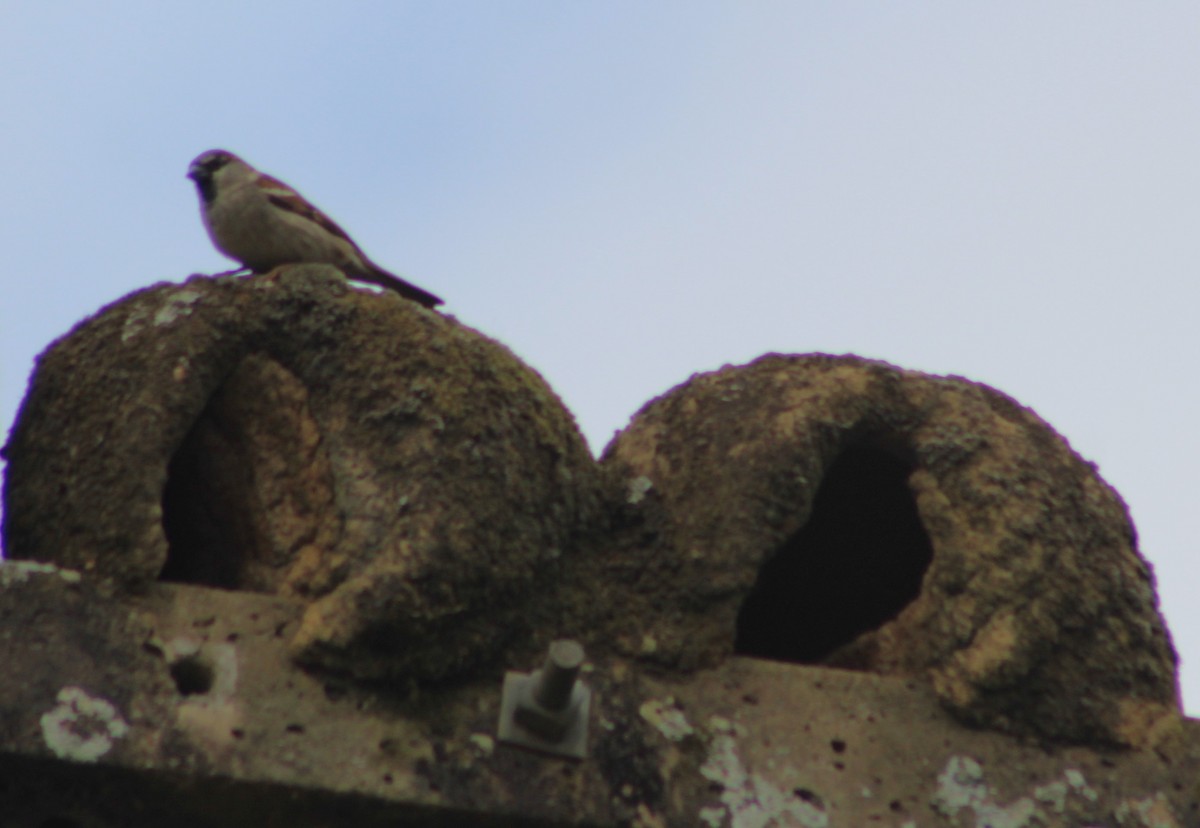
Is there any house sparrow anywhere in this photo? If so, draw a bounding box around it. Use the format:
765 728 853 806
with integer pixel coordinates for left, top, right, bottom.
187 149 443 308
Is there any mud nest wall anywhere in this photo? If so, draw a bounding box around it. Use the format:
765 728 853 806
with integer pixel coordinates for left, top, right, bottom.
2 267 602 681
595 354 1179 745
2 268 1180 747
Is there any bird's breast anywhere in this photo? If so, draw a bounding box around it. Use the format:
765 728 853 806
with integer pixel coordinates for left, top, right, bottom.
206 187 351 273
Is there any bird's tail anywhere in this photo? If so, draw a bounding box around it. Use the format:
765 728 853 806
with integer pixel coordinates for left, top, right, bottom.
355 266 444 308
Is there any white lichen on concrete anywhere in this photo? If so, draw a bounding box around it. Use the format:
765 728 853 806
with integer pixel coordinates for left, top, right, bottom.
933 755 986 813
699 716 827 828
1065 768 1099 802
627 475 653 504
1034 780 1069 813
0 560 82 587
1114 792 1180 828
639 697 695 742
40 686 129 762
120 304 152 342
973 793 1035 826
469 733 495 755
933 757 1110 828
119 288 203 342
932 755 1035 827
153 289 204 327
699 804 726 828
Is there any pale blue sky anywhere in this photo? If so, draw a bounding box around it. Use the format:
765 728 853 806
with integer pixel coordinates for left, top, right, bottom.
3 3 1199 713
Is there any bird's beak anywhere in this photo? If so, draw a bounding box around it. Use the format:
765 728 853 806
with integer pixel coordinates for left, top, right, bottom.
187 162 201 182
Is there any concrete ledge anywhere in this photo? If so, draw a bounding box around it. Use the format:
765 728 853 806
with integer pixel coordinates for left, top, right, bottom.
2 562 1197 827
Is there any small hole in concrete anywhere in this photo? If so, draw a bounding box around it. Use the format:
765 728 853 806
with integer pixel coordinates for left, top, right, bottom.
169 655 214 696
792 789 824 809
735 445 933 663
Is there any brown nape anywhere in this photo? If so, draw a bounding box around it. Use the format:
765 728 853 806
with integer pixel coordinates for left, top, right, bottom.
735 446 933 663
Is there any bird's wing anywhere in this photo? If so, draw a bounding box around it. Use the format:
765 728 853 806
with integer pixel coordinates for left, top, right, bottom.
261 175 360 249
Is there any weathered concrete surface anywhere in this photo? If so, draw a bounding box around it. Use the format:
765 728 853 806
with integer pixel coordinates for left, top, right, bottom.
0 563 1197 828
597 354 1180 747
1 267 601 682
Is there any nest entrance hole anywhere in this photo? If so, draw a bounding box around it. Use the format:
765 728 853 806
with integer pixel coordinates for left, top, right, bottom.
158 354 333 592
735 445 933 663
158 407 250 589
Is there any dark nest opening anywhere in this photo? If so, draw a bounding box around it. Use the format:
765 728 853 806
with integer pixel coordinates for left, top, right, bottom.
158 401 256 589
734 445 933 663
158 353 324 592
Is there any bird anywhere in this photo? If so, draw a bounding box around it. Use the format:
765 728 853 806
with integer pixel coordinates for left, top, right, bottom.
187 149 443 308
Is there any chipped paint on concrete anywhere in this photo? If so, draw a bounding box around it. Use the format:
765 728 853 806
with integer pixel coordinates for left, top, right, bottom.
1114 792 1180 828
40 686 129 762
699 716 828 828
639 697 695 742
0 560 81 587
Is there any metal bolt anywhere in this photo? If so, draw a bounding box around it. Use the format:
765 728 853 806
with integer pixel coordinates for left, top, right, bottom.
533 639 584 710
497 639 591 759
